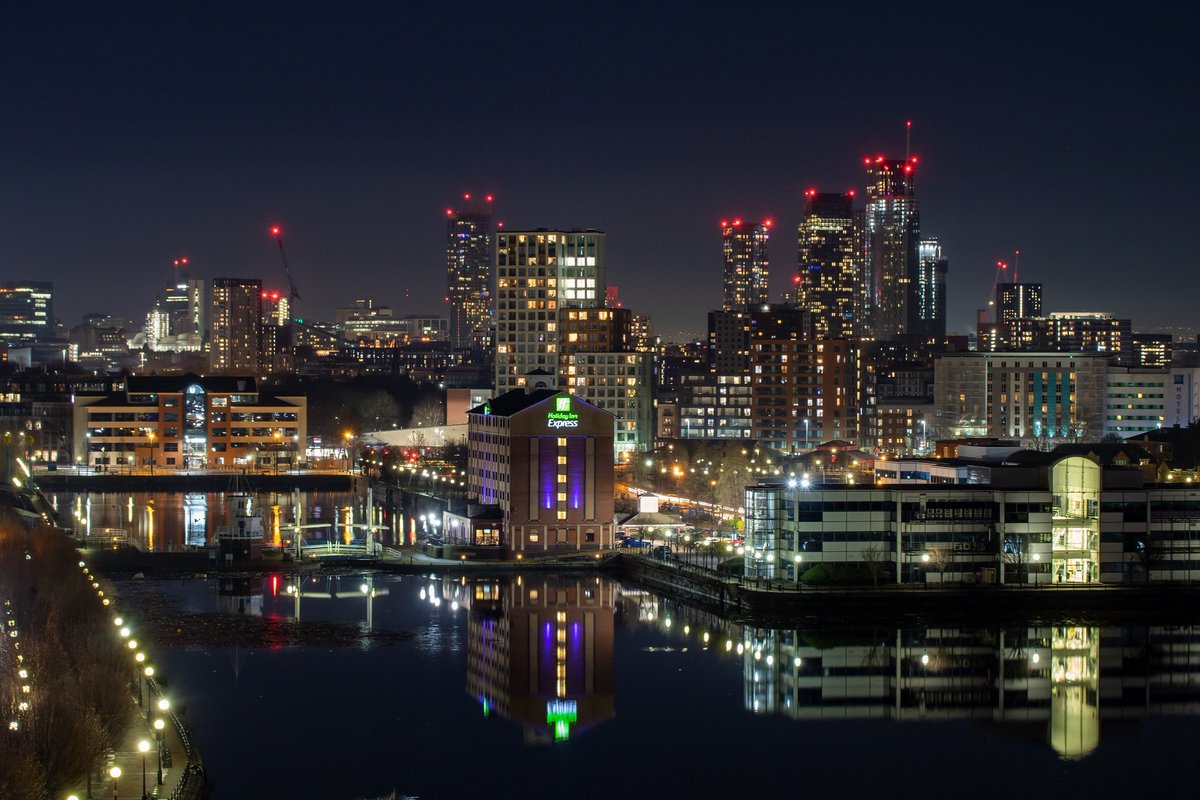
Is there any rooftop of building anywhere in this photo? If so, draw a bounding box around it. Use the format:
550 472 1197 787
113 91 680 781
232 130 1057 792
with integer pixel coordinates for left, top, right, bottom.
125 373 258 394
467 389 561 417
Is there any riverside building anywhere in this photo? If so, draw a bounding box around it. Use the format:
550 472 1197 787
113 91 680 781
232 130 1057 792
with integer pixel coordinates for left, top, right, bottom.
464 389 615 554
743 451 1200 585
73 373 307 470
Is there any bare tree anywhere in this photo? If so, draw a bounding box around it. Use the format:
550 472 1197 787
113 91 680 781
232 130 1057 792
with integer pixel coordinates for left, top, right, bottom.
927 545 954 584
861 542 887 587
1002 530 1030 584
410 395 444 428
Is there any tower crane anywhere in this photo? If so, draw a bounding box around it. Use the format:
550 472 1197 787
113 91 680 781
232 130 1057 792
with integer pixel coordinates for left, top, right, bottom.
269 225 302 303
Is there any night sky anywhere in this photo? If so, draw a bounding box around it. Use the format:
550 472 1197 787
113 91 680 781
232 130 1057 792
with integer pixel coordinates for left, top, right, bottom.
2 2 1196 340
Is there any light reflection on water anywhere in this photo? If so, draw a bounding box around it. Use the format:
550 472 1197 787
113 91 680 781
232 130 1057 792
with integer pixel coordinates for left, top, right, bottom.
132 572 1200 798
49 489 383 550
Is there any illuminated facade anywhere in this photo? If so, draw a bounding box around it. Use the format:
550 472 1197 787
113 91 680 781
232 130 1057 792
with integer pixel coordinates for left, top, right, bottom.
795 191 864 339
467 389 615 553
446 195 495 350
750 335 859 453
721 218 771 311
996 282 1043 324
744 454 1200 584
864 156 920 339
934 352 1108 444
565 351 654 458
495 229 605 394
72 373 306 470
210 278 262 373
914 237 948 337
0 281 53 343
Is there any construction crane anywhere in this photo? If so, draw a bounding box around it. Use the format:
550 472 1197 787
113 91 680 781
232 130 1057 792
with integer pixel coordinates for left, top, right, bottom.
269 225 302 302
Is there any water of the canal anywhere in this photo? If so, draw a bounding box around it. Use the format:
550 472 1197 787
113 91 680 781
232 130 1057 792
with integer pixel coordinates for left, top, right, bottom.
123 571 1200 800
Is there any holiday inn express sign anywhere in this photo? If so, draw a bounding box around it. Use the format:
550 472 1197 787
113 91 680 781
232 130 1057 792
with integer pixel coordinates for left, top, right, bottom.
547 396 580 429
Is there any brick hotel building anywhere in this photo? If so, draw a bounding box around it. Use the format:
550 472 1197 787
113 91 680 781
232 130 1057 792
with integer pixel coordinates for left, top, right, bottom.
464 389 615 554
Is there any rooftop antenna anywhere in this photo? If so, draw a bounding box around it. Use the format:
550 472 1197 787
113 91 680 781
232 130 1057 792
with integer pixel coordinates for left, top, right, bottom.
1013 249 1021 284
905 120 912 162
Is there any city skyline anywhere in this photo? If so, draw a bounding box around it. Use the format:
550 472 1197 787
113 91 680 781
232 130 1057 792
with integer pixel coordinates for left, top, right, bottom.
1 3 1197 340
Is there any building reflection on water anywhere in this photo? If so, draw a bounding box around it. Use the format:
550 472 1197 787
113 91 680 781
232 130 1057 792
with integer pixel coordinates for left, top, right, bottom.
735 623 1200 759
185 570 1200 759
439 576 616 744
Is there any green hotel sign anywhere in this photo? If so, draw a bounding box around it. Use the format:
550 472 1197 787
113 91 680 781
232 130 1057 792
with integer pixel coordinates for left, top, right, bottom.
547 396 580 429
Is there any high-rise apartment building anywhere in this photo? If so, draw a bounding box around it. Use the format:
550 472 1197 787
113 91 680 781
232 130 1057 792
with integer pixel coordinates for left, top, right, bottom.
495 229 605 393
934 351 1109 443
795 190 865 339
996 282 1043 324
0 282 54 343
914 237 948 337
721 218 771 311
210 278 262 373
864 156 920 339
447 195 495 350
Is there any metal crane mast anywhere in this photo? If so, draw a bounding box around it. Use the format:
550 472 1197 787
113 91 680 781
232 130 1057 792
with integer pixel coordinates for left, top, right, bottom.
269 225 302 302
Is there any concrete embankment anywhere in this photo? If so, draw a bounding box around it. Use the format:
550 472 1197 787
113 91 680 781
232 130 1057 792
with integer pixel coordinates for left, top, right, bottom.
618 554 1200 626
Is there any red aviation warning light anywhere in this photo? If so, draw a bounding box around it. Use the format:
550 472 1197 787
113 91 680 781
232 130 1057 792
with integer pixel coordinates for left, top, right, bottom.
270 225 281 237
485 194 494 203
763 218 774 228
847 189 856 197
804 188 817 198
733 218 743 226
445 208 454 216
463 193 471 200
720 220 729 228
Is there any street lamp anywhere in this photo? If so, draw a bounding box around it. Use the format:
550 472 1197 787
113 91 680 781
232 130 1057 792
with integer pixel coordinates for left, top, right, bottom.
109 766 120 800
153 718 165 785
138 740 150 800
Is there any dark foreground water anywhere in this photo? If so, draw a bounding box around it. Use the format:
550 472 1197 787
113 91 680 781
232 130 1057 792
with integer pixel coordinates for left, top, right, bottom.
131 573 1200 800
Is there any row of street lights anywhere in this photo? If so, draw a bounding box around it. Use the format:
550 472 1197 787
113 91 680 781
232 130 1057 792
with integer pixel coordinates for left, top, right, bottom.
76 560 171 800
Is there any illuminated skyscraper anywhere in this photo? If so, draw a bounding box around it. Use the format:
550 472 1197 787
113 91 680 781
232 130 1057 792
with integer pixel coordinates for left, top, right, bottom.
996 282 1043 324
446 194 495 350
914 237 948 337
0 281 53 343
210 278 262 373
864 156 920 339
494 229 605 393
795 190 864 339
721 218 771 311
